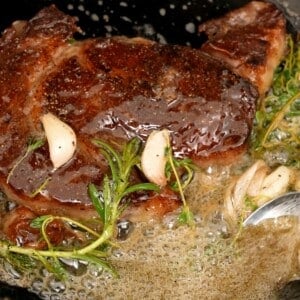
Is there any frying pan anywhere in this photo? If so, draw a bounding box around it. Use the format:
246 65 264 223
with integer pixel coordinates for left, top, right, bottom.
0 0 252 47
0 0 299 299
1 0 299 40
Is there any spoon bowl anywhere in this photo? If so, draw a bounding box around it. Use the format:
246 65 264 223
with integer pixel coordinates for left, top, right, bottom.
243 192 300 226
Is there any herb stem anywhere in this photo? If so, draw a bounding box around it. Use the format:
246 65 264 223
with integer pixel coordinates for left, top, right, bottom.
165 138 194 226
59 217 101 238
77 224 114 255
168 153 187 207
261 91 300 147
6 138 44 184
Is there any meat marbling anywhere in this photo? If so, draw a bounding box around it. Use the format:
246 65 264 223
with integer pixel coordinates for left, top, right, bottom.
0 2 286 232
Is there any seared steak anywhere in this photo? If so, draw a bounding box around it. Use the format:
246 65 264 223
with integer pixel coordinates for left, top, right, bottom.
0 2 286 225
199 1 286 96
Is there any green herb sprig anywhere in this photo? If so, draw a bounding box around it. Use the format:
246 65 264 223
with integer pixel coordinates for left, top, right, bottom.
164 142 195 226
251 35 300 167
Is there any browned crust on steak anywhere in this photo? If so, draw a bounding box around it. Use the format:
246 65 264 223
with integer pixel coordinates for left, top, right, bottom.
199 1 286 96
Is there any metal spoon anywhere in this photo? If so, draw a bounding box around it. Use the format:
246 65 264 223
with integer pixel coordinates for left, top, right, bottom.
243 192 300 226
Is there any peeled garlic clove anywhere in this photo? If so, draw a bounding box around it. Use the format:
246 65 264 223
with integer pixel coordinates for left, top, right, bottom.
223 160 267 224
141 129 169 187
260 165 292 199
246 165 269 197
232 160 266 207
41 113 77 170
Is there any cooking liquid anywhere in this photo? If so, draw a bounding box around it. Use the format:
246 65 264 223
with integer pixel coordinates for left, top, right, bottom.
0 157 299 299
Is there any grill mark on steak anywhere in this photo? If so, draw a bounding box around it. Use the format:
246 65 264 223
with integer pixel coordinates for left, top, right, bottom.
0 2 286 222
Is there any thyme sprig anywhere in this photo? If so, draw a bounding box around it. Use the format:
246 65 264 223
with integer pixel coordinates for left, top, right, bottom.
165 143 195 226
251 35 300 166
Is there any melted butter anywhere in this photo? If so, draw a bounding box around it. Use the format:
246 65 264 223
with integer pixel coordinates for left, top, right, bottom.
1 156 299 299
2 215 298 299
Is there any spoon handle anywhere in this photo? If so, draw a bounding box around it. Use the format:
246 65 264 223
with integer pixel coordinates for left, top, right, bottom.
243 192 300 226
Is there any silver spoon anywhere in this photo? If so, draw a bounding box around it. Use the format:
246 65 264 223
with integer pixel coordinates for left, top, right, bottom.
243 191 300 226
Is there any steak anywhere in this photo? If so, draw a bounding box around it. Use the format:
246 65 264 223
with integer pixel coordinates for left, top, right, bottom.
199 1 286 96
0 2 286 229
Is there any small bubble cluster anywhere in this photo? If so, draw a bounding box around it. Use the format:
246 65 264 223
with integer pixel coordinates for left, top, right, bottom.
1 185 299 299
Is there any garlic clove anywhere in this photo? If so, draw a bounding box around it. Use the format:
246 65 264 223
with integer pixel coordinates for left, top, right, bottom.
141 129 169 187
232 160 267 208
224 160 267 224
246 165 269 197
260 165 292 199
41 113 77 170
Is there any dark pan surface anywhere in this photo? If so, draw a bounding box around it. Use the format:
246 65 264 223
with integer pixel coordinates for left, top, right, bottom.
1 1 299 45
0 0 250 47
0 0 299 298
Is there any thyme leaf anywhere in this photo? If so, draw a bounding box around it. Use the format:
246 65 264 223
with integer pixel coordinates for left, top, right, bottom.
30 215 52 229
